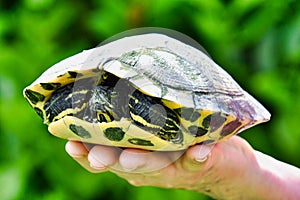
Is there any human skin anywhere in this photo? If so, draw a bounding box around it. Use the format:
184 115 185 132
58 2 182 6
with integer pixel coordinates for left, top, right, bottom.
65 136 300 199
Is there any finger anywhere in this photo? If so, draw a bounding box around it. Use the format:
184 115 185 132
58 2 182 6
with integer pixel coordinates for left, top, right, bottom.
118 149 149 171
73 156 108 173
88 145 121 170
190 143 214 162
181 144 214 172
65 141 106 173
65 141 89 157
118 149 183 173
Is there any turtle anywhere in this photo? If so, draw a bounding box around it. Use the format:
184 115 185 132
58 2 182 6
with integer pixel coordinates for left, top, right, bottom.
23 33 270 151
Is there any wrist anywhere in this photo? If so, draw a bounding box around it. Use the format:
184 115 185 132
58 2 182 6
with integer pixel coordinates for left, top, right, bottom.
255 151 300 199
188 137 300 199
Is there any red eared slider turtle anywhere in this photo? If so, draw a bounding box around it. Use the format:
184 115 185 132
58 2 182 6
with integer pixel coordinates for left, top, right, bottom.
23 33 270 151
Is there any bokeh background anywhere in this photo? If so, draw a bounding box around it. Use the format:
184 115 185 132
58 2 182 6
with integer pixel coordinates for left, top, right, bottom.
1 0 300 199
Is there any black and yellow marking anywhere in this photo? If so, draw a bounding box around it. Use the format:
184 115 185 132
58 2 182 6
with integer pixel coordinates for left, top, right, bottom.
129 111 161 130
202 112 226 131
68 71 84 78
69 124 91 138
100 71 120 87
156 129 183 144
24 89 45 105
97 112 114 123
43 80 91 123
36 72 242 149
188 125 208 137
25 68 260 151
128 89 183 144
175 107 200 122
33 107 44 119
87 85 114 123
40 82 61 90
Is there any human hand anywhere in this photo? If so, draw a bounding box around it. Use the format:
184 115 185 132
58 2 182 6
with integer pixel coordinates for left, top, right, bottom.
65 136 265 199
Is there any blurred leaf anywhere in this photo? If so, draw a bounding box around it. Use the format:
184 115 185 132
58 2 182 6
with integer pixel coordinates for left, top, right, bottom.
0 166 22 200
281 12 300 62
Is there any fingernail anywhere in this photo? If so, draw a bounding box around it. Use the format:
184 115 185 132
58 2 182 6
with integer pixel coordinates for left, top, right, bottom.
88 154 106 170
195 145 212 162
195 156 208 163
122 166 137 172
90 164 106 170
68 154 81 158
70 153 86 158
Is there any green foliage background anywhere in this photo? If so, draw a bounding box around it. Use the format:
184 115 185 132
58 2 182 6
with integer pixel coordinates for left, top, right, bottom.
0 0 299 199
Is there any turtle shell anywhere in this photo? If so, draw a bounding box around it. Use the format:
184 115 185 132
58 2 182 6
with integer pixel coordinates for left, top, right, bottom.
23 33 270 151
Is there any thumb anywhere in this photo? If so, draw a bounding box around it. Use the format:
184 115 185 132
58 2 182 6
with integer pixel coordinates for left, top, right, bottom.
181 143 214 172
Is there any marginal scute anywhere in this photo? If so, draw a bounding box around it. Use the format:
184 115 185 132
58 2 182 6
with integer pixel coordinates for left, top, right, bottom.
176 107 201 122
188 125 208 137
202 113 227 131
68 71 84 78
40 82 61 90
24 89 45 105
69 124 91 138
220 119 242 137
